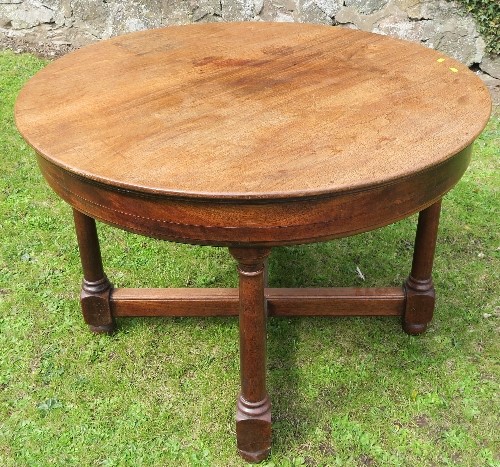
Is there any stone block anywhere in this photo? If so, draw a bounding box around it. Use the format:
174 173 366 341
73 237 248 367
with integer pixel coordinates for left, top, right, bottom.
344 0 388 15
161 0 192 24
190 0 222 22
0 0 493 73
480 54 500 79
313 0 343 18
5 1 54 29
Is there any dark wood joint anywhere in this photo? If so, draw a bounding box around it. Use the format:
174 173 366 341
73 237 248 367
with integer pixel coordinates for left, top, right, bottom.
403 276 435 335
229 247 272 273
80 277 115 334
236 394 272 462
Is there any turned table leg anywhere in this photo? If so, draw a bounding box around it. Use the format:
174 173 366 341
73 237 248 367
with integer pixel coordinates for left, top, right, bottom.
403 199 442 335
229 247 272 463
73 209 115 334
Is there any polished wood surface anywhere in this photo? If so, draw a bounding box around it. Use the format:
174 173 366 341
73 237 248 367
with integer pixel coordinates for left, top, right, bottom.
34 147 469 246
14 22 491 463
110 287 405 317
15 22 490 199
15 23 490 246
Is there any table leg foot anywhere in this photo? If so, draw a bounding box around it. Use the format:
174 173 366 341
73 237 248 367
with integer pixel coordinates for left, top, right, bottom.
229 247 272 463
73 209 116 334
403 323 427 335
82 278 115 334
88 324 114 334
403 200 441 335
236 394 272 462
403 277 434 335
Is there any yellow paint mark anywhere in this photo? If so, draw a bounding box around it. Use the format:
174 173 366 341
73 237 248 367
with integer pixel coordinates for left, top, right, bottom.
450 67 458 73
437 58 445 63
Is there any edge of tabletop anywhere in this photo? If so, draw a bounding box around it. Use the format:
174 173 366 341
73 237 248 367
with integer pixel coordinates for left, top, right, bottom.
13 22 493 203
23 140 487 205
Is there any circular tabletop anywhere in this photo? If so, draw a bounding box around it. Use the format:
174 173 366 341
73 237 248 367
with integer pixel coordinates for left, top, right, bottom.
15 22 491 246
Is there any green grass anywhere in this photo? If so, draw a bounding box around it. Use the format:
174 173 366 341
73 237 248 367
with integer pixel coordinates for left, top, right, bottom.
455 0 499 54
1 50 499 466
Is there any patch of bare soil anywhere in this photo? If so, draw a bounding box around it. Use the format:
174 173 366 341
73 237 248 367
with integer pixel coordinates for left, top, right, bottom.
0 34 77 59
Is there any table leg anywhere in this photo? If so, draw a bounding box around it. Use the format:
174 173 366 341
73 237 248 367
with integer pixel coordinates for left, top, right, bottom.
403 199 442 335
229 247 272 463
73 209 115 334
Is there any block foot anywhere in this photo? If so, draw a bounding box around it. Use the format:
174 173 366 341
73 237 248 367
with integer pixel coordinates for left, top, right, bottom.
236 394 271 463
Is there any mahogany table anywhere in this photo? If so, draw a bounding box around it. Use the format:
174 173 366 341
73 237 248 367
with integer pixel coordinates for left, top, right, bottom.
15 22 491 462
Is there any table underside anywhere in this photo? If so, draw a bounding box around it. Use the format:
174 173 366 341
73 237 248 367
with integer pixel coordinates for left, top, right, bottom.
73 200 441 462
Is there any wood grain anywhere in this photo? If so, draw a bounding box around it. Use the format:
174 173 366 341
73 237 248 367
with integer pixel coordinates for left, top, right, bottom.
16 22 490 200
35 145 470 246
15 23 491 246
110 287 404 317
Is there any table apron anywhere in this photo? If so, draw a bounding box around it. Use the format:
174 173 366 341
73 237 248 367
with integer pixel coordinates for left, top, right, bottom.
36 145 471 246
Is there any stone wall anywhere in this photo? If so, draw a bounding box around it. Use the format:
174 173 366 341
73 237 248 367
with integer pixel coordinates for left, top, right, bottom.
0 0 498 77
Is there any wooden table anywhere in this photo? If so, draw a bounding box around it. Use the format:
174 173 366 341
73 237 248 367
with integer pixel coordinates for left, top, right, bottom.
15 22 491 462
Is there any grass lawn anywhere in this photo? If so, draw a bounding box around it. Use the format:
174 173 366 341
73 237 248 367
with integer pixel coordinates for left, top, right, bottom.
0 50 499 466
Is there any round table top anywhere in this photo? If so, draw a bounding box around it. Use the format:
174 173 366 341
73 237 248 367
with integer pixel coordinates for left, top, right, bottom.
16 22 490 201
